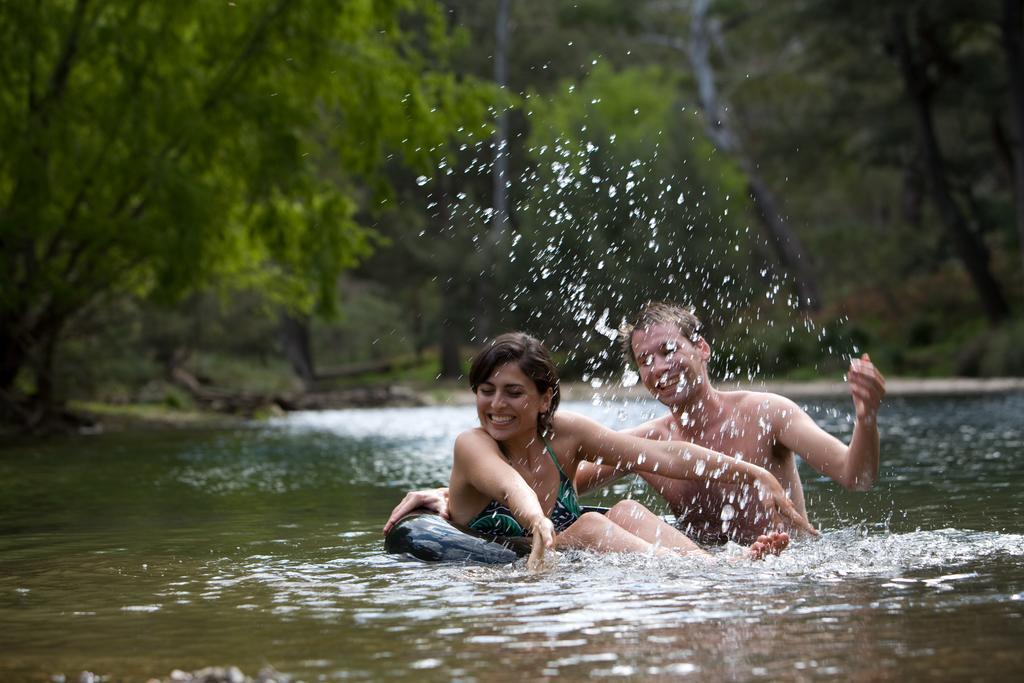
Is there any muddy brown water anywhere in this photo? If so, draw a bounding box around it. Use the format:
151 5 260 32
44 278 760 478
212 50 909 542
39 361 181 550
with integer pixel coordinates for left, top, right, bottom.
2 393 1023 681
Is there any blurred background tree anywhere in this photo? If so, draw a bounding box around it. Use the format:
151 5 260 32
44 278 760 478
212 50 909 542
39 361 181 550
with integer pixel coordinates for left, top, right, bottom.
2 0 1022 427
0 0 493 421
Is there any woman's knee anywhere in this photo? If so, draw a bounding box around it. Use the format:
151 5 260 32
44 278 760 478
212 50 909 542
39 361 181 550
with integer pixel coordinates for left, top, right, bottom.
607 499 650 525
559 510 654 553
578 510 614 531
562 511 613 542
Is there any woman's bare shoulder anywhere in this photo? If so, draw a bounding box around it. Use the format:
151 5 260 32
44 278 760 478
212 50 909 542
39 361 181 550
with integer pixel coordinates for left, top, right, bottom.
550 410 604 433
453 427 499 456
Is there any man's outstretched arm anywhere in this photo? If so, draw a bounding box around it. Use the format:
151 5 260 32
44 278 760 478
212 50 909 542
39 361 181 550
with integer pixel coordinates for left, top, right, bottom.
573 419 669 494
776 354 885 491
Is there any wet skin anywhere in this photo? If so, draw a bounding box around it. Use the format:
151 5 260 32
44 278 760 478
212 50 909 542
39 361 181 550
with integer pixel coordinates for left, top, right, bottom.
616 393 811 544
588 322 883 543
385 323 880 547
447 361 802 567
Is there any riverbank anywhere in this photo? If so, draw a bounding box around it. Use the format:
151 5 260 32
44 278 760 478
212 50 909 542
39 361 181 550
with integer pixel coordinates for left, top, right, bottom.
748 376 1024 397
436 376 1024 405
8 376 1020 437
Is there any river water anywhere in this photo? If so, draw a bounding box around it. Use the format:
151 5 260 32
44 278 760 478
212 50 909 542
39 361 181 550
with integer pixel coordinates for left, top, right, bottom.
2 392 1023 681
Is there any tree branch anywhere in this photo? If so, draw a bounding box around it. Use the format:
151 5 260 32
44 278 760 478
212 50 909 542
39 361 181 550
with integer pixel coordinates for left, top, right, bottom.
34 0 90 122
688 0 821 310
200 0 294 113
103 0 295 234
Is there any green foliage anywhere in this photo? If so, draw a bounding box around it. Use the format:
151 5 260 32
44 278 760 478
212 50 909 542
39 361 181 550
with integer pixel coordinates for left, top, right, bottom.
957 320 1024 377
709 309 863 381
508 63 761 373
186 351 300 394
313 281 424 366
0 0 497 403
7 0 1024 415
53 292 287 400
977 321 1024 376
159 385 195 411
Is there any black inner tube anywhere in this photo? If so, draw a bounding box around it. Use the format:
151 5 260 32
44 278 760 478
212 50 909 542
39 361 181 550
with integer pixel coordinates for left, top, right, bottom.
384 506 610 565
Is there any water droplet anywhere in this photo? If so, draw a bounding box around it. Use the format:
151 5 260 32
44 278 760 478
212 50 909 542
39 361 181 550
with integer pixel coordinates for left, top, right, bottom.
720 503 736 521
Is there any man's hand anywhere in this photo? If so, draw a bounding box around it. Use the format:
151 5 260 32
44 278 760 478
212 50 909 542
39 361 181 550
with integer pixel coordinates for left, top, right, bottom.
753 472 819 537
849 353 886 424
382 488 449 535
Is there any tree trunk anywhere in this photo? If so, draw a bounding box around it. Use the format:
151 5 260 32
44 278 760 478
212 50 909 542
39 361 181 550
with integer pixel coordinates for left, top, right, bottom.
688 0 822 311
492 0 510 243
477 0 511 339
279 312 317 391
743 171 820 309
409 289 427 362
439 284 463 379
33 322 60 408
892 13 1010 324
424 169 465 379
0 311 66 427
1001 0 1024 297
0 320 24 394
0 319 30 425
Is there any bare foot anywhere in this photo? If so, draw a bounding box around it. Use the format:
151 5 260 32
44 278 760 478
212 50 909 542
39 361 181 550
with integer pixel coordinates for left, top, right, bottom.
748 531 789 560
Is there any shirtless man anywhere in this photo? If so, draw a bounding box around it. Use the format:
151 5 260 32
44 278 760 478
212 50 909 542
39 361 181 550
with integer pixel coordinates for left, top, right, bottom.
384 302 886 543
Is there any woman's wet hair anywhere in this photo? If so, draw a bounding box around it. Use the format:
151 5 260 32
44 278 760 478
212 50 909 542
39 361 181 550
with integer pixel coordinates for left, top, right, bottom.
469 332 561 435
619 301 703 367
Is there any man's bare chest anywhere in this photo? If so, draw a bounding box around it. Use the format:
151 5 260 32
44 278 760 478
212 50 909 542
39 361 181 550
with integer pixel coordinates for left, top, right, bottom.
672 421 776 460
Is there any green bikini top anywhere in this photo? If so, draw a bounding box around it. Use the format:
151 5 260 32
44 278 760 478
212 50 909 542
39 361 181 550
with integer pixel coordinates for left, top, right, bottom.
468 439 582 536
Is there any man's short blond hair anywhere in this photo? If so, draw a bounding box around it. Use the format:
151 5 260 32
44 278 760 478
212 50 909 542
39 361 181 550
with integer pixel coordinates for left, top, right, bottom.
619 302 703 367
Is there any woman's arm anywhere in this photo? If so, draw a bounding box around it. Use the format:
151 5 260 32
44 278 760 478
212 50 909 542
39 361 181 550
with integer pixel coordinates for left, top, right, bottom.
382 488 449 535
559 412 818 536
381 414 678 528
449 429 554 568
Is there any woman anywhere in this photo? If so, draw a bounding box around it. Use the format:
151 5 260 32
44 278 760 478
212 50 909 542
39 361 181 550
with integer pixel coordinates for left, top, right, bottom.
446 332 814 569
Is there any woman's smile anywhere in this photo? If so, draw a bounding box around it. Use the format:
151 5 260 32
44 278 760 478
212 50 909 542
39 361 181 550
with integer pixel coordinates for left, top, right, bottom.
475 361 551 440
